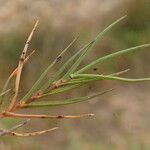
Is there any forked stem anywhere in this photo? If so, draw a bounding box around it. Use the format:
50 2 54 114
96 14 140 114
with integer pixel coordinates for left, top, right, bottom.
7 21 38 112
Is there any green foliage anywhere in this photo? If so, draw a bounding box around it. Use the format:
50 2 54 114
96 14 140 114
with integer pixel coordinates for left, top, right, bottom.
0 14 150 138
1 15 150 110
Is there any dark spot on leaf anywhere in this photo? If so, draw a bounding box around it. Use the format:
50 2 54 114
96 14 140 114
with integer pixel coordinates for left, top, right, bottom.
56 56 62 62
93 68 98 71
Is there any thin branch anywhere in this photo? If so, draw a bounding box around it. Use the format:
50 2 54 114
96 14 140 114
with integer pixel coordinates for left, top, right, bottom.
0 119 30 136
9 127 58 137
7 21 38 112
2 112 94 119
109 68 130 76
23 80 65 104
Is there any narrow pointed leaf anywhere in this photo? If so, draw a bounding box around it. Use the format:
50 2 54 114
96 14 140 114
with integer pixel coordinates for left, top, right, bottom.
40 37 82 92
60 79 96 85
21 89 112 108
21 38 77 102
98 75 150 82
0 51 35 106
0 89 11 104
109 68 130 76
76 43 150 74
63 15 126 78
41 83 85 98
71 74 150 83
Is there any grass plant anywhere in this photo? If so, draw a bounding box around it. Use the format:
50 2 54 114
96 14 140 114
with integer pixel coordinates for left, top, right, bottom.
0 16 150 137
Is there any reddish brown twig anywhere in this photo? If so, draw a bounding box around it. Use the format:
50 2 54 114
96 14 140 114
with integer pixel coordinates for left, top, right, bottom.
1 112 94 119
7 21 38 112
10 50 35 79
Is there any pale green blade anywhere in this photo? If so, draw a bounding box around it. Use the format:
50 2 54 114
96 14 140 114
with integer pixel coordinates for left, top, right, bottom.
41 83 85 97
0 89 11 104
76 43 150 74
21 60 55 102
70 74 150 83
60 79 97 85
21 89 112 108
63 15 126 78
0 89 11 97
97 75 150 82
21 37 77 102
1 78 12 95
109 69 130 76
0 71 15 106
40 43 83 92
0 76 12 105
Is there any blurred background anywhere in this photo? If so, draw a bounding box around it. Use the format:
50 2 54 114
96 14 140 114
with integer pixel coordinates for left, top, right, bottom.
0 0 150 149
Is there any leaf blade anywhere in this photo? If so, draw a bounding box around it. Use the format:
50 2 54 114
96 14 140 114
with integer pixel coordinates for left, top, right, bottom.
41 83 84 97
76 43 150 74
71 74 150 83
21 37 77 103
21 89 112 108
40 37 80 92
63 15 126 78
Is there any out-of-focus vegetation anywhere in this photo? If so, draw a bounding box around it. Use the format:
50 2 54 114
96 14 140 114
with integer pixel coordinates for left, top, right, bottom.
0 0 150 150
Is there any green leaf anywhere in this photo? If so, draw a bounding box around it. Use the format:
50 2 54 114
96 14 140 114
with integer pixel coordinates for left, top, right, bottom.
0 72 15 106
0 89 11 104
21 89 112 108
40 83 85 98
70 74 150 83
40 39 83 92
0 78 12 105
76 43 150 74
20 37 77 103
63 15 126 78
40 51 80 92
0 89 11 97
